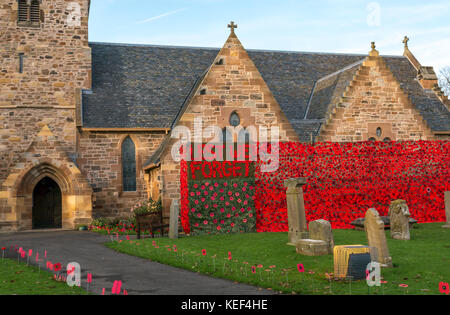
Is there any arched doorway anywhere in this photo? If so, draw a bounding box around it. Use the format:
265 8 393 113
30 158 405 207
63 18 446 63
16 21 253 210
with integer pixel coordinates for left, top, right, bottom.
32 177 62 229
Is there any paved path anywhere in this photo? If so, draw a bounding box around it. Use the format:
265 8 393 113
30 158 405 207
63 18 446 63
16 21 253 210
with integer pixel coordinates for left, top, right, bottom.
0 231 272 295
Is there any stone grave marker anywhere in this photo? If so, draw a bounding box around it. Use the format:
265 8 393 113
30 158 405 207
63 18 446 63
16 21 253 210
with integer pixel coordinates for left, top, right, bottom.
284 178 309 245
309 219 334 254
389 200 411 240
443 191 450 229
169 199 180 239
364 208 393 268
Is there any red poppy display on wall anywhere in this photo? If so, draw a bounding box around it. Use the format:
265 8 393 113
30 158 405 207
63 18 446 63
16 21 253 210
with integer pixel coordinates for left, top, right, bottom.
181 140 449 233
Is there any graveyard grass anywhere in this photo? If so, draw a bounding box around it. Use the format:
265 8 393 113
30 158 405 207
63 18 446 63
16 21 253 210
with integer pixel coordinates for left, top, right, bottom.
0 259 89 295
107 223 450 295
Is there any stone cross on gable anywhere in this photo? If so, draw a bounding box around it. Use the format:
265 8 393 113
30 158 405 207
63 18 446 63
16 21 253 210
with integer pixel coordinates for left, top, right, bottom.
228 21 238 33
403 36 409 48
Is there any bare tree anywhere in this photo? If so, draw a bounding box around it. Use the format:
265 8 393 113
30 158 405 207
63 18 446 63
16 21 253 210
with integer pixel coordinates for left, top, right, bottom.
438 66 450 96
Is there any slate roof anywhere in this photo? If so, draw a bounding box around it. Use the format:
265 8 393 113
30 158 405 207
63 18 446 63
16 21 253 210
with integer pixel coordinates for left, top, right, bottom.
82 42 450 137
305 60 364 120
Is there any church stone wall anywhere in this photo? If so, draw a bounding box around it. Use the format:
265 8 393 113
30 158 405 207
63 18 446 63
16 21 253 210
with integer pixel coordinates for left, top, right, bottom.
0 0 92 231
77 131 166 218
0 0 91 181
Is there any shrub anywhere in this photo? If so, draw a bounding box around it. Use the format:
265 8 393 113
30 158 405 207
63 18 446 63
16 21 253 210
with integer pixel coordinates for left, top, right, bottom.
131 198 162 216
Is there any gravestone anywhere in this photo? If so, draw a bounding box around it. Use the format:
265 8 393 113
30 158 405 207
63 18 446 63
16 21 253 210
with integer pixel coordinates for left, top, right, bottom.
309 219 334 254
295 239 328 256
284 178 309 245
169 199 180 239
389 200 410 240
364 208 393 268
443 192 450 229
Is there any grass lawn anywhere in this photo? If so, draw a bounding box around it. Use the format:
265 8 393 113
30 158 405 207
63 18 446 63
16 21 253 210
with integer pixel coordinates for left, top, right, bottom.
107 222 450 295
0 259 88 295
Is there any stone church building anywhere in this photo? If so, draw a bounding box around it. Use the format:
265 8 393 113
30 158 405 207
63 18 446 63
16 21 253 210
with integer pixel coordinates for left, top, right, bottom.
0 0 449 232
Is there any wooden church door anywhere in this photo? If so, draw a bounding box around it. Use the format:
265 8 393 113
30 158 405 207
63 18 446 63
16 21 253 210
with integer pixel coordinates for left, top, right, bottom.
32 177 62 229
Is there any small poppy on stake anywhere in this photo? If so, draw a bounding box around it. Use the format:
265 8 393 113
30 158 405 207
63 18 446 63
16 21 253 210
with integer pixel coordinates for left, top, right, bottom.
439 282 450 295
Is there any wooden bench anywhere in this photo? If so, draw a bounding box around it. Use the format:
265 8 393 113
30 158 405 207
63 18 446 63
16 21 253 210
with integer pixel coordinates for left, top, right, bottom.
135 211 170 239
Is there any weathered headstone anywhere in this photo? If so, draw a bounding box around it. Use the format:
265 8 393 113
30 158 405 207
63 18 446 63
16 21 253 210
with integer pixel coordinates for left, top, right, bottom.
295 239 328 256
169 199 180 239
364 208 393 268
389 200 411 240
309 219 334 254
443 191 450 229
284 178 309 245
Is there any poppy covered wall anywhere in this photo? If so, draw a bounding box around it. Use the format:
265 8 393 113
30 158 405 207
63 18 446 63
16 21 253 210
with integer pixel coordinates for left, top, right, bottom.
181 141 449 234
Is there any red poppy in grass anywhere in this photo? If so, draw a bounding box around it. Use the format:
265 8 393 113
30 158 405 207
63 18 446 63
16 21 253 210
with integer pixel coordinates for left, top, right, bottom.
439 282 450 295
251 266 256 274
202 249 207 256
228 252 232 260
399 284 408 288
53 263 62 272
1 247 5 251
297 263 305 273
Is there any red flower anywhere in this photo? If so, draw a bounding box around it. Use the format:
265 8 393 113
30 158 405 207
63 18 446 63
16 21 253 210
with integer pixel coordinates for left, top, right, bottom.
201 249 207 256
53 263 62 272
297 263 304 273
439 282 450 295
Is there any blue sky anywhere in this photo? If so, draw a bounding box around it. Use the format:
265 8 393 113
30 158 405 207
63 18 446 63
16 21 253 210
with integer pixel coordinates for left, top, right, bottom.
89 0 450 71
